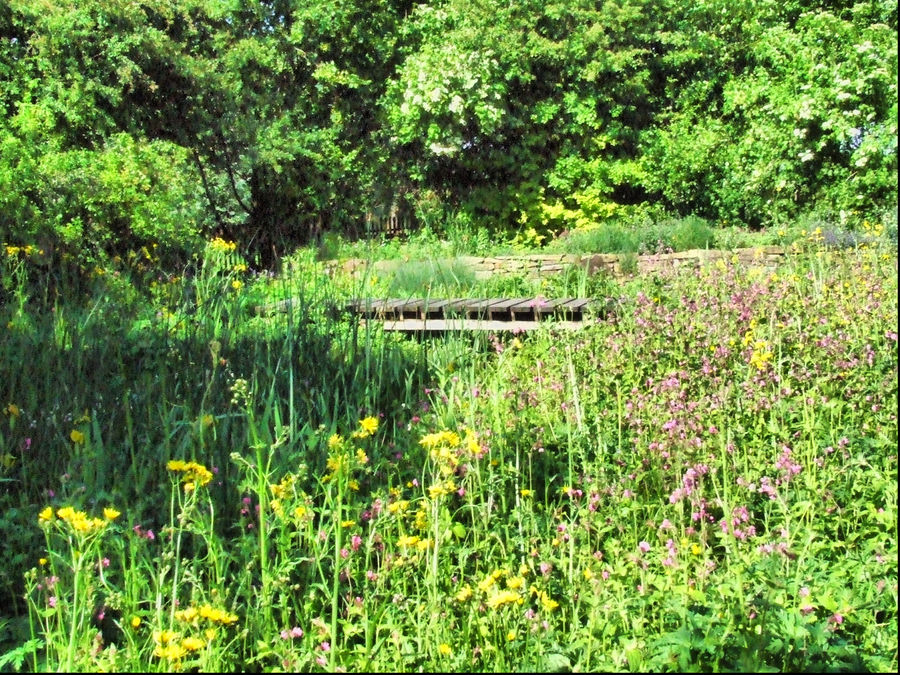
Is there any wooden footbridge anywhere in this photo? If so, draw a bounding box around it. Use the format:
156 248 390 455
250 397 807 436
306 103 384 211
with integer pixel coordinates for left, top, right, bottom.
344 297 611 332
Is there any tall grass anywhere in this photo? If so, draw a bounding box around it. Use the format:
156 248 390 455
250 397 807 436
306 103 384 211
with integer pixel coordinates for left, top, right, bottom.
0 230 897 672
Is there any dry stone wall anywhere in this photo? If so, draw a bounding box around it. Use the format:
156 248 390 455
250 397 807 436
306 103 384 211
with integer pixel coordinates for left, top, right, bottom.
334 246 786 281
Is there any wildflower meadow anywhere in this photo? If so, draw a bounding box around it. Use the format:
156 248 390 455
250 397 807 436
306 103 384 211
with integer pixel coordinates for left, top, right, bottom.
0 224 897 672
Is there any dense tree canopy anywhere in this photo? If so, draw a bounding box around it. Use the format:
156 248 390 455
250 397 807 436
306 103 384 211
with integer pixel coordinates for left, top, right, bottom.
1 0 896 264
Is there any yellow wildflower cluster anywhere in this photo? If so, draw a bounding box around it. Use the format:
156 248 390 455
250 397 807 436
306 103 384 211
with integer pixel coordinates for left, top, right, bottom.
473 568 526 609
174 604 239 626
152 628 209 662
166 460 214 490
387 499 410 515
268 473 313 518
4 244 42 257
861 220 885 237
741 325 774 372
323 418 376 483
486 589 523 609
455 566 559 613
40 505 119 533
420 430 461 451
421 427 483 478
4 403 19 417
427 479 457 499
748 340 774 371
208 237 237 253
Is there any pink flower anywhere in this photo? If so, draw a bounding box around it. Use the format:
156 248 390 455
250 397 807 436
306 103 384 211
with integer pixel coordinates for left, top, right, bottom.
48 596 57 608
638 541 651 553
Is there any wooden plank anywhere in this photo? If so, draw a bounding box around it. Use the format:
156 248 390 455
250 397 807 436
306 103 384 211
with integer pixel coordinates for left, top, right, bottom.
421 299 453 319
533 297 576 318
348 296 610 325
509 298 542 322
347 298 409 319
399 299 429 319
486 298 533 321
440 298 473 317
376 318 585 332
462 298 505 318
557 298 593 321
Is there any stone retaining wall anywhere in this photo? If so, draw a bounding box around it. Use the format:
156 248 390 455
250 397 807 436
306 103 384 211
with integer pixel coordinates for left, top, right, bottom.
333 246 786 280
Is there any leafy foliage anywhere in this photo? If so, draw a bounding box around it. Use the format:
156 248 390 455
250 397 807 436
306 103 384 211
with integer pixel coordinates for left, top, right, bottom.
0 0 896 263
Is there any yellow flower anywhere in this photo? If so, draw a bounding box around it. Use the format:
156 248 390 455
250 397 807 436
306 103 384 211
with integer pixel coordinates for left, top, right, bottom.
520 489 533 497
506 576 525 590
355 449 369 465
39 557 48 566
477 574 495 593
692 544 702 555
70 430 85 444
506 630 517 641
486 590 521 609
180 636 205 652
387 500 409 515
154 629 179 645
419 430 460 449
428 482 452 499
231 280 243 291
358 416 379 436
327 434 344 450
198 605 238 625
153 643 187 661
397 535 420 548
438 643 452 656
539 590 560 612
175 607 199 623
5 403 19 417
38 506 54 523
103 507 121 521
209 237 237 253
167 460 214 487
56 506 76 521
131 616 141 629
455 585 473 603
341 520 356 528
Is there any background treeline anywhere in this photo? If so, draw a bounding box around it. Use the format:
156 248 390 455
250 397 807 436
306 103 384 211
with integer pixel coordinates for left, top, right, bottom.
1 0 896 267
